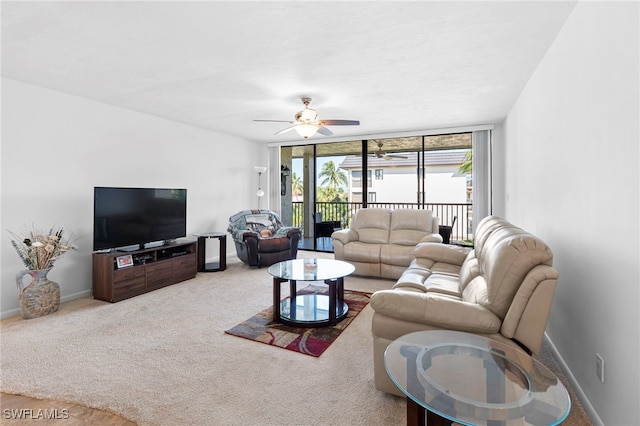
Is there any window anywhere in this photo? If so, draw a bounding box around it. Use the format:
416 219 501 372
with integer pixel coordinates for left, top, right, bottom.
352 170 372 187
278 131 488 248
352 170 362 188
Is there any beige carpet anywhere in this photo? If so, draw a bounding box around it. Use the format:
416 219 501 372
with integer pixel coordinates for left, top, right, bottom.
1 251 591 425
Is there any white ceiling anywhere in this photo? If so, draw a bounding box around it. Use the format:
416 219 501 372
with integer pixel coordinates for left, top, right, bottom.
1 1 577 143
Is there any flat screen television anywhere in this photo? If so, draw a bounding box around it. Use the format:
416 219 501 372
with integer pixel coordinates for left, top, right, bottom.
93 187 187 251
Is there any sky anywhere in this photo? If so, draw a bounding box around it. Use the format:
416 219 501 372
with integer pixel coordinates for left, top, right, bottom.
292 156 347 187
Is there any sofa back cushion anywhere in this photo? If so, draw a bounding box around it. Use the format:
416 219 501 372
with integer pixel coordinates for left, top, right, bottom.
473 216 513 254
388 209 434 245
351 208 392 244
458 215 518 292
462 230 554 318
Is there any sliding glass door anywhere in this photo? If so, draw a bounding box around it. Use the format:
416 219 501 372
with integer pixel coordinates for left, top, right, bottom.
280 130 488 252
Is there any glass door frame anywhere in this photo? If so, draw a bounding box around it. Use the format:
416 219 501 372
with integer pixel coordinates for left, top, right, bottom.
278 130 488 252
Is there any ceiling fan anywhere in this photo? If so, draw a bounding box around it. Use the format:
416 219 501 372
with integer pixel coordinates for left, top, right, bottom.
371 141 408 160
254 97 360 139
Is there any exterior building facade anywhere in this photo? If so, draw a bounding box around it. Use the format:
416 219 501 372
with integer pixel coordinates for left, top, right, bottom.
339 149 471 205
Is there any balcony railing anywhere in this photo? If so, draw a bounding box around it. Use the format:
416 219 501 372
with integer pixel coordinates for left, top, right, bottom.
292 201 473 243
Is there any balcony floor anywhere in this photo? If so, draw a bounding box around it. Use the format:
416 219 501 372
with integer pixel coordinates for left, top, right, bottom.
298 237 334 253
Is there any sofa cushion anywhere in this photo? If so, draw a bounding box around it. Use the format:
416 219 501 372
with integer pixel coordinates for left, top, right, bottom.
351 208 392 244
394 272 461 297
423 273 462 296
473 216 512 254
343 241 382 263
464 233 554 318
393 267 431 291
370 289 502 333
414 242 470 265
458 254 480 291
389 209 433 245
380 244 415 266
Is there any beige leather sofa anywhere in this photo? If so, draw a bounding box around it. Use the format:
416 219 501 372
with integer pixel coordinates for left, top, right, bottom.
332 208 442 279
370 215 559 396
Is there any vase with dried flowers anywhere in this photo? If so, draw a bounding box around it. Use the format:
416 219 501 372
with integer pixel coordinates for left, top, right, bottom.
9 226 76 319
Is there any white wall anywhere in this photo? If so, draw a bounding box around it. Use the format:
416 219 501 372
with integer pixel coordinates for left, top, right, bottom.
425 166 468 204
1 78 267 318
498 2 639 425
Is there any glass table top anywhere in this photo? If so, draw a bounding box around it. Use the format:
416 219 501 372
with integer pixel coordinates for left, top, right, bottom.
268 258 355 281
384 330 571 426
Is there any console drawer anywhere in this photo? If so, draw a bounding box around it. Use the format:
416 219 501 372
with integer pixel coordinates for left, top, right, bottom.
113 276 146 292
147 259 173 289
114 265 145 281
173 254 196 281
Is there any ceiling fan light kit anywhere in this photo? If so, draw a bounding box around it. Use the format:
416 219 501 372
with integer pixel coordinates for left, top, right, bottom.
295 124 320 139
254 97 360 139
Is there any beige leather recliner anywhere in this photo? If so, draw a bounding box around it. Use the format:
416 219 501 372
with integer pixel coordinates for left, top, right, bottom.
332 208 442 280
370 215 559 396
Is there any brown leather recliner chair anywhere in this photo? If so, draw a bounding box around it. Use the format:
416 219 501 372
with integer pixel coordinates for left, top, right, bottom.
228 209 301 267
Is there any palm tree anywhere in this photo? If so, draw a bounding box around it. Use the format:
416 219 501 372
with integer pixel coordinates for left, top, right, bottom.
319 161 348 190
291 172 303 201
459 150 472 174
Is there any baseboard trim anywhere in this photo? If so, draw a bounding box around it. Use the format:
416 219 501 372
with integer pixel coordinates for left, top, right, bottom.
0 307 21 320
61 289 92 303
544 333 604 426
1 289 92 320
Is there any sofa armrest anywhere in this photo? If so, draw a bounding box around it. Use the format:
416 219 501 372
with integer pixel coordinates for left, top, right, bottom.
236 231 260 266
237 230 260 241
414 242 471 265
370 289 502 333
331 228 359 244
501 265 559 355
418 233 444 244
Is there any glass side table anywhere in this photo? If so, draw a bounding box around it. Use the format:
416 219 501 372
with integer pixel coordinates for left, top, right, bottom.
193 232 226 272
384 330 571 426
268 258 355 327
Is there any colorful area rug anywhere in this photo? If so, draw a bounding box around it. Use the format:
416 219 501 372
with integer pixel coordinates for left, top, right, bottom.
225 285 371 357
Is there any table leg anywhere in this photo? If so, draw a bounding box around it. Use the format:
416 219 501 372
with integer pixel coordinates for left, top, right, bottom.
289 280 298 321
406 399 452 426
484 352 506 426
327 279 337 325
273 277 285 322
426 409 450 426
219 235 226 271
197 236 206 272
289 279 297 299
406 398 425 426
337 276 345 307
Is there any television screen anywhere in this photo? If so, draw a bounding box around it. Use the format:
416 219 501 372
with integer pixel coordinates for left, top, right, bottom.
93 187 187 251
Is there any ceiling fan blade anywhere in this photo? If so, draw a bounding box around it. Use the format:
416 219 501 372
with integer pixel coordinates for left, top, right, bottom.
384 153 408 160
254 119 293 123
317 126 333 136
274 126 297 135
320 119 360 126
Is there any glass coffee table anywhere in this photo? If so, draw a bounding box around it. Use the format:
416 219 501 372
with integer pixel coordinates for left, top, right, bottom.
384 330 571 426
268 258 355 327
